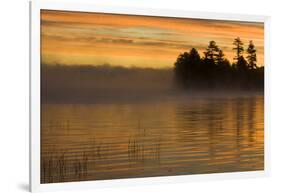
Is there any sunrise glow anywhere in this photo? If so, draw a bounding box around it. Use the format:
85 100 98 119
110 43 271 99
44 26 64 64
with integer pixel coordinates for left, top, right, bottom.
41 10 264 68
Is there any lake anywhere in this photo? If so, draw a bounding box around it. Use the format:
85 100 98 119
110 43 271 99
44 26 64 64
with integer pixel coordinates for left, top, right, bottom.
41 95 264 183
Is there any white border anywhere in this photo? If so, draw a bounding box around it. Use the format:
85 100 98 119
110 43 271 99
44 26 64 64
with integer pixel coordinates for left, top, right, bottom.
30 0 271 192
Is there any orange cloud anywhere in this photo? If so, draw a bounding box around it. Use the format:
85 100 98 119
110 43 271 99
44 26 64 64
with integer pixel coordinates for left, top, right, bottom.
41 10 264 68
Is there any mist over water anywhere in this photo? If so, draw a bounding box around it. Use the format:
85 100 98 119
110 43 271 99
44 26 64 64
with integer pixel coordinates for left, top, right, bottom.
41 64 179 103
40 64 264 183
41 64 263 103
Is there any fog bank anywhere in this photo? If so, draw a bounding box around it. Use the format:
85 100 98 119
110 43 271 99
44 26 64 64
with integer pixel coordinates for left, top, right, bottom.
41 64 178 103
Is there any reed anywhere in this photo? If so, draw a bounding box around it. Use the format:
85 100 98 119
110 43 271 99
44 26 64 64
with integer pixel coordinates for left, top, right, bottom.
41 121 162 183
128 120 161 165
41 151 92 183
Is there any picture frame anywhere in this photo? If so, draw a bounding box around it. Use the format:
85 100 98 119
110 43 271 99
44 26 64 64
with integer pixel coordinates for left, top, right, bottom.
30 0 271 192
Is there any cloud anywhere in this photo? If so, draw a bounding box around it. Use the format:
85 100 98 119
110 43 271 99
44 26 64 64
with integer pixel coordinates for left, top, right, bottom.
41 9 264 67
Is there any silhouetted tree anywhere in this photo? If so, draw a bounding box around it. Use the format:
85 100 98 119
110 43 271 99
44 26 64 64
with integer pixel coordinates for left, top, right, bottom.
203 41 223 88
204 41 219 61
174 52 189 85
173 38 263 91
174 48 202 87
247 40 257 69
189 48 201 62
236 56 248 71
216 49 224 64
233 37 244 62
214 49 232 87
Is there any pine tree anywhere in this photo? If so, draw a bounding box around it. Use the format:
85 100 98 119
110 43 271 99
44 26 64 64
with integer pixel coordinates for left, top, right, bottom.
233 37 244 62
189 48 201 62
204 41 219 61
174 48 202 87
246 40 257 69
216 49 225 64
236 56 248 71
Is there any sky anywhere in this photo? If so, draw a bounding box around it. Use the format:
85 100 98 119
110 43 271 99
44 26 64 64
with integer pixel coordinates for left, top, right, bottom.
41 10 264 68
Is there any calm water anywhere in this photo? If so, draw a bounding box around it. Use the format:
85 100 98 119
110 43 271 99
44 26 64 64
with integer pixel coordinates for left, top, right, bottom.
41 96 264 183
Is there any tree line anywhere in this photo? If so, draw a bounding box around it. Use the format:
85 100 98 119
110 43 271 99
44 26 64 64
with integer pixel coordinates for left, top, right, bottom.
174 37 264 91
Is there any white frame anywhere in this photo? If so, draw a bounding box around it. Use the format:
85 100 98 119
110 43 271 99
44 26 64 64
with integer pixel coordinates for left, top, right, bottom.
30 0 271 192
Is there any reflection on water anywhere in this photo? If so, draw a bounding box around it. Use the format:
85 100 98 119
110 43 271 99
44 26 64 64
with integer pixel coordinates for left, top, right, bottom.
41 96 264 183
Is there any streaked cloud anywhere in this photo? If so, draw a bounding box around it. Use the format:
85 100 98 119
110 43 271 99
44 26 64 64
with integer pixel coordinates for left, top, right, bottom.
41 10 264 68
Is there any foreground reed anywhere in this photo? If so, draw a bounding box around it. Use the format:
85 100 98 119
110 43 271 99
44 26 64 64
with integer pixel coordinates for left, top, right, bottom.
41 120 162 183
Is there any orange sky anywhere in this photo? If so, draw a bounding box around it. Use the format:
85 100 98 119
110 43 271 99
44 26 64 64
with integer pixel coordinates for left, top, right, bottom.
41 10 264 68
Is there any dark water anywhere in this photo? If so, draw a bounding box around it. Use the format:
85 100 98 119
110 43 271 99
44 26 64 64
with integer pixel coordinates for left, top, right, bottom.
41 96 264 183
